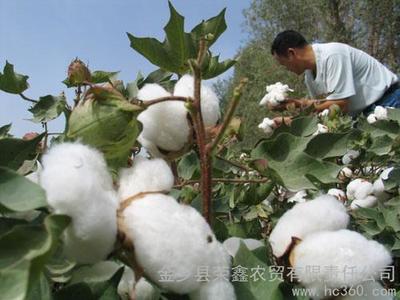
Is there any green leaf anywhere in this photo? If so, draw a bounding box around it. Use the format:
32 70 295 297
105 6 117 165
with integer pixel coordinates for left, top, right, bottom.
386 108 400 123
290 116 318 137
137 69 174 90
0 218 27 237
368 135 393 156
0 167 47 212
252 133 341 190
0 61 29 94
233 243 283 300
305 130 361 159
0 133 44 170
26 272 51 300
0 123 12 138
28 94 67 123
91 71 119 84
357 118 400 139
384 168 400 190
202 56 236 79
382 209 400 232
54 282 95 300
226 219 262 239
190 8 227 48
178 151 200 180
0 260 30 300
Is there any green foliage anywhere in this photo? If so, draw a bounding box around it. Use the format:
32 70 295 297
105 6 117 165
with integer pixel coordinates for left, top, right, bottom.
0 61 29 94
29 94 67 123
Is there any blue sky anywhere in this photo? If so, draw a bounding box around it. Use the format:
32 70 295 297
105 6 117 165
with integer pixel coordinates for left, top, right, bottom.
0 0 251 137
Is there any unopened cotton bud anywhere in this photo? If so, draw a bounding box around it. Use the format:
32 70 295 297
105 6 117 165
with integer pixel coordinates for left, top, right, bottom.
374 106 388 120
287 190 307 203
350 195 378 210
118 156 174 201
67 58 91 85
122 193 230 294
268 195 349 257
342 150 360 164
174 74 220 127
40 142 118 263
291 229 392 297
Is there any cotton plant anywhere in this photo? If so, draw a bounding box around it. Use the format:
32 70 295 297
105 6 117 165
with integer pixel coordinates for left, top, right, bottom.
367 106 388 124
137 74 220 158
258 117 276 136
312 123 329 136
259 82 293 106
117 157 235 297
268 194 349 258
290 229 392 299
40 142 118 263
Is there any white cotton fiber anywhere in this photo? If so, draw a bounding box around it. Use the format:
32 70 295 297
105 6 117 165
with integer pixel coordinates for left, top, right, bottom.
342 150 360 165
189 279 236 300
173 74 220 127
40 142 118 263
259 82 293 106
291 229 392 298
350 195 378 210
373 167 393 201
268 195 349 257
258 117 276 136
346 179 373 200
223 237 264 257
137 83 190 153
118 156 174 201
122 193 231 294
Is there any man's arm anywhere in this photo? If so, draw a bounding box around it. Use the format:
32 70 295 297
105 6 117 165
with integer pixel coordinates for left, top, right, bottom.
269 98 349 113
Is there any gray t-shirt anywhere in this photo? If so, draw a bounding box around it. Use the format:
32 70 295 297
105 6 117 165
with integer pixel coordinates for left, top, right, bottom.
304 43 398 114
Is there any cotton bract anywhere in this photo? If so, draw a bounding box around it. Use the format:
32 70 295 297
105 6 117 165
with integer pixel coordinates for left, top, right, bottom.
268 195 349 257
40 142 118 263
291 229 392 299
259 82 293 106
118 156 174 201
122 193 230 295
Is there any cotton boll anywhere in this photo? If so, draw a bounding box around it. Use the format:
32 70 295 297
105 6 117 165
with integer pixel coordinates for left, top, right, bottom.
173 74 220 127
327 188 346 202
258 117 276 136
268 195 349 258
287 190 307 203
318 109 329 118
374 106 388 120
40 142 118 263
350 195 378 210
346 178 373 200
312 123 329 136
367 113 378 124
223 237 264 257
118 156 174 201
137 84 191 152
340 167 353 178
373 167 394 201
291 229 392 297
134 278 159 300
259 82 293 106
122 193 230 294
342 150 360 165
189 279 236 300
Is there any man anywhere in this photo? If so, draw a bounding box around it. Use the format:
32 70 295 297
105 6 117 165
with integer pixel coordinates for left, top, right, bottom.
270 30 399 116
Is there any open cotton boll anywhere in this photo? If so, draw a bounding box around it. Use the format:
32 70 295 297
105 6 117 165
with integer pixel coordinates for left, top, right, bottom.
134 278 159 300
268 195 349 257
350 195 378 210
373 167 394 200
346 178 373 200
340 166 353 178
40 142 118 263
374 106 388 120
312 123 329 136
137 83 190 152
259 82 293 106
223 237 264 257
327 188 346 202
318 109 330 118
122 193 230 294
342 150 360 164
118 156 174 201
341 281 394 300
367 113 378 124
173 74 220 127
287 190 308 203
291 229 392 298
189 279 236 300
258 117 276 136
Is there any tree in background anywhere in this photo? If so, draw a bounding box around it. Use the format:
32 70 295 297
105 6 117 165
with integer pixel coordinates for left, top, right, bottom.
222 0 400 149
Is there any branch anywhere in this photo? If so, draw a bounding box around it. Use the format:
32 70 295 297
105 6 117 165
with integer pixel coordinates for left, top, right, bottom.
215 155 250 171
131 96 189 107
174 177 270 188
209 78 248 153
19 93 38 103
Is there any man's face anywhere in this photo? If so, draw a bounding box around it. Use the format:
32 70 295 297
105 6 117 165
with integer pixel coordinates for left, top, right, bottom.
273 50 304 75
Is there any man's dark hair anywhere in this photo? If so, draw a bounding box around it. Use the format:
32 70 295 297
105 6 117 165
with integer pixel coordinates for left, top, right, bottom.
271 30 308 56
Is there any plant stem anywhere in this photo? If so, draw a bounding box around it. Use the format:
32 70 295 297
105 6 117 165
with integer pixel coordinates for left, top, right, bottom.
43 122 48 151
209 78 248 153
174 177 269 188
131 96 189 107
73 85 82 107
215 155 251 171
19 93 38 103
